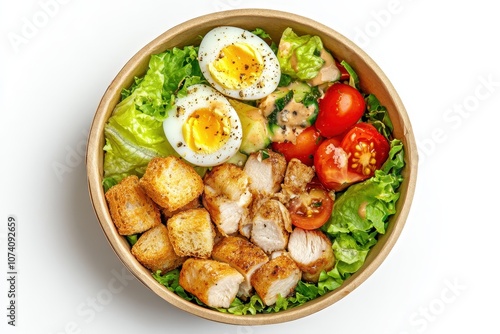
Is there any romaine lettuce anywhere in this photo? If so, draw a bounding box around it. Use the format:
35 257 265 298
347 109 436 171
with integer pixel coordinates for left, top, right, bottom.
277 27 325 80
321 139 404 278
102 46 205 189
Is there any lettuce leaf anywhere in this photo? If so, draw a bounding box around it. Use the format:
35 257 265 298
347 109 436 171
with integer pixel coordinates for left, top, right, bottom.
340 60 360 90
364 93 394 140
277 27 325 80
102 46 204 188
321 139 404 278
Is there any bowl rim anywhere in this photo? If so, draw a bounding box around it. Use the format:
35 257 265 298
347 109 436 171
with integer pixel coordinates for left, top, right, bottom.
86 8 418 325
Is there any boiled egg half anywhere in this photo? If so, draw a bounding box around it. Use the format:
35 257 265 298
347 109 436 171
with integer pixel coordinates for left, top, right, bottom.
163 84 242 167
198 26 281 100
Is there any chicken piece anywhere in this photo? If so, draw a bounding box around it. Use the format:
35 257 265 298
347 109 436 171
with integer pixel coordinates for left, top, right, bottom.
250 199 292 254
167 208 215 258
105 175 161 235
250 254 301 306
287 228 335 282
202 163 253 236
243 149 286 195
240 192 267 238
269 250 287 259
179 258 244 308
139 156 204 211
212 236 269 297
279 158 315 202
131 224 185 274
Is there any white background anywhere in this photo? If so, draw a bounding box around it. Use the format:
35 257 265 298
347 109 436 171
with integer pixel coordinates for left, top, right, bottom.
1 0 499 333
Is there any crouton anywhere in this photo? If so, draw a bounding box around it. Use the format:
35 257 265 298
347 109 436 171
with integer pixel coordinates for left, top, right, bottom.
105 175 161 235
139 156 204 211
167 208 215 258
131 224 185 274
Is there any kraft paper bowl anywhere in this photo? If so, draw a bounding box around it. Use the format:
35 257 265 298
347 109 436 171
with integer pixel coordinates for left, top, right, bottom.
86 8 418 325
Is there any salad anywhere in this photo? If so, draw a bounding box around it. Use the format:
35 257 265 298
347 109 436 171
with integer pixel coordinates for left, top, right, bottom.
102 25 405 315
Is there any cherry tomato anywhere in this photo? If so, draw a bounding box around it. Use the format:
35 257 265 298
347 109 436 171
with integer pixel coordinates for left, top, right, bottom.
314 123 389 191
335 60 350 81
341 122 390 178
315 83 366 138
271 126 323 166
314 138 362 191
288 187 333 230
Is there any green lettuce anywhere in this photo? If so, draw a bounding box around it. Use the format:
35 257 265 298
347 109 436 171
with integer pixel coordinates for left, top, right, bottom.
340 60 360 89
321 139 404 278
364 93 394 140
102 46 205 189
277 27 325 80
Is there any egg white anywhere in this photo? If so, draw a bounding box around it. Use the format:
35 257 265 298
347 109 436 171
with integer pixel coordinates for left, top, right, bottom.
163 84 243 167
198 26 281 100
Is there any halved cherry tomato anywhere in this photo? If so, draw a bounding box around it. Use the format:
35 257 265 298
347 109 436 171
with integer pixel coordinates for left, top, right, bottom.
314 138 362 191
341 123 389 178
315 83 365 138
335 60 350 81
288 187 333 230
271 126 323 166
314 123 389 191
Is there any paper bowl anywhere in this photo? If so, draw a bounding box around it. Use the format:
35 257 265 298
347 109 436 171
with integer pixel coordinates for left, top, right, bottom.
86 8 418 325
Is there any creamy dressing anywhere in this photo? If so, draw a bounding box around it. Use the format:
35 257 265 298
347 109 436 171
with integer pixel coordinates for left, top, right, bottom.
308 49 340 86
272 100 316 143
258 88 317 144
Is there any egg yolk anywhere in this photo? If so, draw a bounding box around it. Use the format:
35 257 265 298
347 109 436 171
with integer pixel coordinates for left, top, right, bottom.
182 105 231 154
208 43 264 90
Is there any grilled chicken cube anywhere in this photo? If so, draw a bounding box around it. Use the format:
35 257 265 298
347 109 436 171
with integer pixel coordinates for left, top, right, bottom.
287 228 335 282
212 236 269 297
250 199 292 254
250 254 301 306
240 192 266 238
243 149 286 195
280 158 315 201
203 163 253 236
179 258 244 308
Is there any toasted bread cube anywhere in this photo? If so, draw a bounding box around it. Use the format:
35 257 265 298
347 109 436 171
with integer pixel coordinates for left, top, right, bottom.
167 208 215 258
105 175 161 235
131 224 185 274
139 156 204 211
179 258 244 308
251 254 301 306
